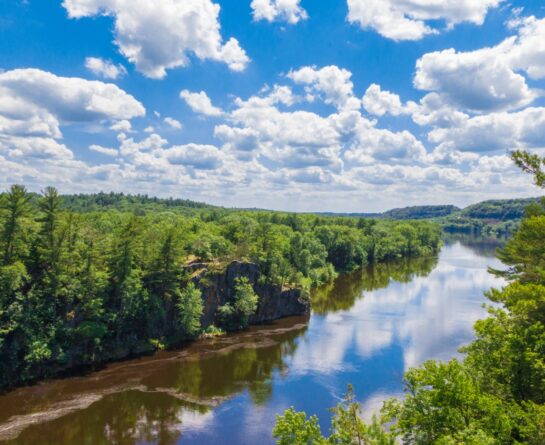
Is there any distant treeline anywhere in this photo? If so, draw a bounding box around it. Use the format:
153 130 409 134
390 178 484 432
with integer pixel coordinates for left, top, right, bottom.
317 197 542 236
0 185 441 390
58 192 541 237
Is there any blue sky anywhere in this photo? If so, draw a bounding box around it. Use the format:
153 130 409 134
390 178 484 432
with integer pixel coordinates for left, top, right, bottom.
1 0 545 212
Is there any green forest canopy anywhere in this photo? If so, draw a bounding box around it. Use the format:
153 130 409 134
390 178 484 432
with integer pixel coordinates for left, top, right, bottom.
0 185 441 391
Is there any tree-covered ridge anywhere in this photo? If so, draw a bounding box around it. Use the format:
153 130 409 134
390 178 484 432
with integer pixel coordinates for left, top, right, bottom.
460 198 540 220
381 205 460 220
0 185 441 391
61 192 213 214
56 191 541 239
316 198 542 236
272 151 545 444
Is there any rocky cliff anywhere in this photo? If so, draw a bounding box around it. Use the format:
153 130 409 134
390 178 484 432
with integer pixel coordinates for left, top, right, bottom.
188 261 310 326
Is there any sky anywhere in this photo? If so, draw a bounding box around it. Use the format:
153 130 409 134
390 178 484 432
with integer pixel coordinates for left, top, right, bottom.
1 0 545 212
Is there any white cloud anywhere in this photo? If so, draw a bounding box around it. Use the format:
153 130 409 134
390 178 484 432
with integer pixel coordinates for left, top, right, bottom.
428 107 545 153
180 90 224 117
0 135 74 160
227 92 344 170
346 122 427 164
2 60 538 212
251 0 307 24
110 119 133 133
164 117 182 129
507 16 545 80
414 17 545 112
89 144 118 156
165 143 223 169
63 0 249 78
414 46 536 112
411 93 469 128
85 57 127 79
0 68 145 139
214 125 259 160
362 83 417 117
288 65 360 110
347 0 503 41
217 76 429 172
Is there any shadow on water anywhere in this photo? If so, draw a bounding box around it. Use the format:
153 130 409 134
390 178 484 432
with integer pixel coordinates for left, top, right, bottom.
0 318 308 444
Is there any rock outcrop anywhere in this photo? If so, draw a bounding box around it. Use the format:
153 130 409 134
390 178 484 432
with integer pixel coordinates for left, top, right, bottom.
188 261 310 326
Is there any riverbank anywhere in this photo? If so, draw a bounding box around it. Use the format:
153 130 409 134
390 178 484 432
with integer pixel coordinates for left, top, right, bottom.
0 236 502 444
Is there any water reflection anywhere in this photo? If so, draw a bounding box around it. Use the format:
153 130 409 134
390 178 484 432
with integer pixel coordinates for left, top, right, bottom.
6 391 191 445
293 238 505 378
0 236 506 445
311 256 439 314
443 232 506 257
0 320 307 444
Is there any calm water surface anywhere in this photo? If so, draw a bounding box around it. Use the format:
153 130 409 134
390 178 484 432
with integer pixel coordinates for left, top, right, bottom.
0 236 506 444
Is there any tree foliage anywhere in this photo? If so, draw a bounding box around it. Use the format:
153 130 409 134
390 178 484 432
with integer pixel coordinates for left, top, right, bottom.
0 184 440 390
273 151 545 444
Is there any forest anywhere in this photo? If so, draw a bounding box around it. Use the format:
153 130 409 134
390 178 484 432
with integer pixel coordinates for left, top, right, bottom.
272 150 545 444
0 188 441 390
318 198 542 236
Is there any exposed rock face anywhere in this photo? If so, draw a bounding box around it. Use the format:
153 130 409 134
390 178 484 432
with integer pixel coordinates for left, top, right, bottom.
190 261 310 326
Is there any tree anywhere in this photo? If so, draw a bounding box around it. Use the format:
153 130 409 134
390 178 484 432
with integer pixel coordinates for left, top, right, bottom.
273 408 326 445
217 277 258 331
273 387 396 445
233 277 259 325
511 150 545 188
384 360 512 444
36 186 65 291
1 184 31 265
177 282 203 338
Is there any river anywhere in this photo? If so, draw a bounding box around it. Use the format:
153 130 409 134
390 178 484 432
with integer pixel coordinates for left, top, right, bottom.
0 235 506 444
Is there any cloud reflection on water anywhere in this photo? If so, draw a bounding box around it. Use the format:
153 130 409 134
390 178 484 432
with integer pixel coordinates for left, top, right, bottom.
290 240 506 375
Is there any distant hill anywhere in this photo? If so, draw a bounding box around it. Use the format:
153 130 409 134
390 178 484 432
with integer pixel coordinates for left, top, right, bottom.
315 197 543 236
313 205 460 220
460 198 541 221
381 205 460 220
323 198 541 222
60 192 214 215
51 191 544 236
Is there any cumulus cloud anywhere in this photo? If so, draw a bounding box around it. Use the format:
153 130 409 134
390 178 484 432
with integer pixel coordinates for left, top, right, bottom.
89 144 118 156
342 110 427 164
288 65 360 110
507 15 545 79
180 90 224 116
414 16 545 112
164 117 182 129
362 84 417 117
251 0 307 24
226 90 345 170
414 46 536 112
110 119 133 133
85 57 127 79
2 59 537 211
0 68 145 139
63 0 249 78
428 107 545 153
347 0 503 41
411 93 470 129
214 125 259 160
165 143 223 169
0 135 74 160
